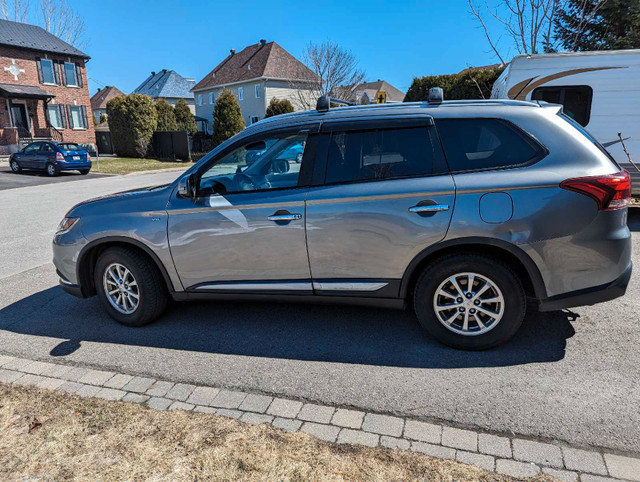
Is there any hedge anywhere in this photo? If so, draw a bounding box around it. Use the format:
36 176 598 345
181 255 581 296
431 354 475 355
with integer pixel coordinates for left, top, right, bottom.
265 97 294 118
175 98 197 135
155 99 177 131
106 94 158 158
213 89 244 146
404 66 505 102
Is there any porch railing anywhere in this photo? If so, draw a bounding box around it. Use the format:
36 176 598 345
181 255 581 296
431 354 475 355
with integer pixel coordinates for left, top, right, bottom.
16 126 32 146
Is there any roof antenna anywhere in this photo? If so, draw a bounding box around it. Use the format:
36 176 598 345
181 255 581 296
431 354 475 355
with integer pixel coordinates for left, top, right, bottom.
316 96 330 112
428 87 443 105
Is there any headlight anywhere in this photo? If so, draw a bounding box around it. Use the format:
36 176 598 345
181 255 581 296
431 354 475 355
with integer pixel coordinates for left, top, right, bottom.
56 217 79 235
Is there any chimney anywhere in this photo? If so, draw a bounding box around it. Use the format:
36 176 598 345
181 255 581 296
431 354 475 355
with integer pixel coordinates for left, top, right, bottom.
151 71 156 76
230 49 235 55
97 87 101 92
260 39 266 46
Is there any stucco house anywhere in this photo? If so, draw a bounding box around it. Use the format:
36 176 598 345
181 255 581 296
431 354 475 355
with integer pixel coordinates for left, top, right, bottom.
90 85 124 123
132 69 195 113
192 40 316 129
0 19 95 154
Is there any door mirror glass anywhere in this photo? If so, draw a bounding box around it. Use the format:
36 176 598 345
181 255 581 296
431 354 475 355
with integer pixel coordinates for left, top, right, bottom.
177 173 196 199
270 158 290 174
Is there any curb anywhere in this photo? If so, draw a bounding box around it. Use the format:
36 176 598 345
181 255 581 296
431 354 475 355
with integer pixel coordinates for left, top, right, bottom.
0 355 637 481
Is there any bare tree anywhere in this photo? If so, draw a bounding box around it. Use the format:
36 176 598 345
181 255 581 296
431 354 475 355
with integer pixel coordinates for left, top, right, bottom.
0 0 30 22
469 0 561 58
39 0 86 48
293 41 366 110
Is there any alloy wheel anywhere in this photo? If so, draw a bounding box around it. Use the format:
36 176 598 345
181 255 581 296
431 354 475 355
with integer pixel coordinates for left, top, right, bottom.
102 263 140 314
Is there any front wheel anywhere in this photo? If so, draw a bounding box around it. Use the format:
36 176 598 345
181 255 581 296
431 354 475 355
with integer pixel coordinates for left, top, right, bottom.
10 159 21 173
413 254 526 350
94 247 168 327
46 163 59 177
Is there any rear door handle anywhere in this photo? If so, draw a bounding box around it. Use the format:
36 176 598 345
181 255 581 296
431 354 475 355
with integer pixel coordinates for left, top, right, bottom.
409 204 450 213
268 211 302 222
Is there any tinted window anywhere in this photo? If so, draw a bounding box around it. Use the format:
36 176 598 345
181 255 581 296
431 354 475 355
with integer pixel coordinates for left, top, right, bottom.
531 85 593 126
24 143 40 153
325 127 440 184
437 119 544 172
58 143 81 151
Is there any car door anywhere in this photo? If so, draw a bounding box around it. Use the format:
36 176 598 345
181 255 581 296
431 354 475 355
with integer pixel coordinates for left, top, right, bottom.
305 116 456 297
167 124 319 292
36 142 55 169
17 143 40 168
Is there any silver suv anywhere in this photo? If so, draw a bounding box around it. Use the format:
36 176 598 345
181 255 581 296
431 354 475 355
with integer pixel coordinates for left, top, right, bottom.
53 96 632 350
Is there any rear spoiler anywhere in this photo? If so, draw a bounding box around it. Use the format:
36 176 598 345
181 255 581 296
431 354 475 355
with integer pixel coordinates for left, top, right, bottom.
534 100 563 115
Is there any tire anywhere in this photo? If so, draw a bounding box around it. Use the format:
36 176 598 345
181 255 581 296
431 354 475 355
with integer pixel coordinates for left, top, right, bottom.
79 169 90 175
46 163 59 177
413 254 526 350
94 247 168 327
10 159 21 173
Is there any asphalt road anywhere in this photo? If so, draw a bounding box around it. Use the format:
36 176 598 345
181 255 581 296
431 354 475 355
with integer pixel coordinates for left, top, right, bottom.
0 167 109 191
0 171 638 455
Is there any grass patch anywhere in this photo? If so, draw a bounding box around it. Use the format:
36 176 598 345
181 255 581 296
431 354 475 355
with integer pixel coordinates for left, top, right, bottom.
0 383 553 481
93 157 190 175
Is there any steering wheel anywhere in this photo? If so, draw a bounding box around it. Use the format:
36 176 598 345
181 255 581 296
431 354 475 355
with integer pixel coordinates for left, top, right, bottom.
234 172 270 191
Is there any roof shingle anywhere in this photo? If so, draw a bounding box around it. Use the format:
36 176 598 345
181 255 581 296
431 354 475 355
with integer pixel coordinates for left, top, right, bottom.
192 41 316 91
0 18 88 58
133 69 195 100
90 86 125 110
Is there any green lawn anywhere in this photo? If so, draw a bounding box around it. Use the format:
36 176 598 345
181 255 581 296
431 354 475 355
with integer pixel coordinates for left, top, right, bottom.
93 157 190 175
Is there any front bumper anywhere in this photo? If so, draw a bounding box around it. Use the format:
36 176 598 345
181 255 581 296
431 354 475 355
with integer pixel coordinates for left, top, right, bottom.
57 270 85 298
538 263 632 312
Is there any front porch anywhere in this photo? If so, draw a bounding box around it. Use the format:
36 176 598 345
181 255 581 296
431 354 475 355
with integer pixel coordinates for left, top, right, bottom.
0 83 62 154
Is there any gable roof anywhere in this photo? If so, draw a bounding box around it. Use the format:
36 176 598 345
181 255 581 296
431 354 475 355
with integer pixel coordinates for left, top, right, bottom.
90 86 125 110
353 80 405 103
133 69 195 99
0 18 89 59
192 41 316 91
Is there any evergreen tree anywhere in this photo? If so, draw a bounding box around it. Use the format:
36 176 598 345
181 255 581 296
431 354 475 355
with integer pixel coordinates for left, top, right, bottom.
555 0 640 51
265 97 294 118
212 90 244 146
175 98 197 135
155 99 177 131
107 94 158 158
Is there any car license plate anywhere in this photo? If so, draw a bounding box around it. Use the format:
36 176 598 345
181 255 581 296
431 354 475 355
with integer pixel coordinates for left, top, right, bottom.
73 156 80 160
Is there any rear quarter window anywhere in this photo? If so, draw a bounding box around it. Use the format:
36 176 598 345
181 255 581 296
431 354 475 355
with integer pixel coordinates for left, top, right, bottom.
436 118 546 173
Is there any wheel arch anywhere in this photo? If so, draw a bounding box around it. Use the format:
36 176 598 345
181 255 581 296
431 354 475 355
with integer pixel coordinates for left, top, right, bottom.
400 237 546 301
76 236 175 297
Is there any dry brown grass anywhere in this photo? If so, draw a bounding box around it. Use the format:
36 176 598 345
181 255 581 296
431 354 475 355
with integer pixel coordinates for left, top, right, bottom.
0 383 553 481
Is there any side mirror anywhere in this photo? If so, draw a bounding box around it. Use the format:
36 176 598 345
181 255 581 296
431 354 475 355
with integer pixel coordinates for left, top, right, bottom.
271 159 290 174
177 173 196 199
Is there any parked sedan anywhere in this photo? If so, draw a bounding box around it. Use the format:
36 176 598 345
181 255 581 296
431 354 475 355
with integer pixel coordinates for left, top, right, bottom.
10 142 92 177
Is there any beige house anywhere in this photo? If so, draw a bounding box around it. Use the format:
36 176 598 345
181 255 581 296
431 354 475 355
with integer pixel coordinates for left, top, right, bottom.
192 40 316 129
352 80 405 104
89 85 124 123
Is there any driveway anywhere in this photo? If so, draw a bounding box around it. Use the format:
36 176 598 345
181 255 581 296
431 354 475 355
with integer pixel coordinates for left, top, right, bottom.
0 172 638 456
0 167 110 191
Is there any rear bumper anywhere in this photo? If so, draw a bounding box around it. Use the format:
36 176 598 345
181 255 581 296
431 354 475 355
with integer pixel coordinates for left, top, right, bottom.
538 263 632 312
58 162 91 171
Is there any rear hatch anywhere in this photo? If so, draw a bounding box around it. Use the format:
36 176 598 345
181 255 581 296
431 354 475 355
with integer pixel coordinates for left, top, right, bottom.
58 144 88 163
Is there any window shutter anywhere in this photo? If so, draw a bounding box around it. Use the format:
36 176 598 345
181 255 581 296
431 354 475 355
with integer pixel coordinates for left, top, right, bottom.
81 106 88 129
75 63 83 87
53 61 61 85
59 62 66 86
59 105 67 129
66 105 73 129
35 57 43 83
44 104 51 125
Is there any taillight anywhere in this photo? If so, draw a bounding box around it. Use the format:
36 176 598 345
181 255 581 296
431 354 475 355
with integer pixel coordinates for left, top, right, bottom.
87 154 91 161
56 152 64 161
560 170 631 211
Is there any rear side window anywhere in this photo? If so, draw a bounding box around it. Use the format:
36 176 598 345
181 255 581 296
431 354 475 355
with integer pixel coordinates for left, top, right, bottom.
436 118 545 173
531 85 592 126
325 127 443 184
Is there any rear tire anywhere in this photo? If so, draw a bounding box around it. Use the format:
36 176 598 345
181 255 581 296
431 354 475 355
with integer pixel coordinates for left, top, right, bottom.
94 247 168 327
10 159 21 173
46 163 59 177
413 254 526 350
79 169 90 175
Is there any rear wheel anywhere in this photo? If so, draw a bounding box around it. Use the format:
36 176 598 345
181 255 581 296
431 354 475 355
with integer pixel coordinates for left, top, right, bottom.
413 254 526 350
79 169 90 175
10 159 21 173
94 247 168 327
46 163 59 177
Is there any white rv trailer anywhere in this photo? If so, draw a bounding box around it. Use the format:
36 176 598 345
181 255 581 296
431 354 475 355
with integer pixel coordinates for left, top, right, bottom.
492 49 640 194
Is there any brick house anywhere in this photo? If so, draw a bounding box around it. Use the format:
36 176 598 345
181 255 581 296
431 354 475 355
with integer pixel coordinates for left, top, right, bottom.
0 19 95 154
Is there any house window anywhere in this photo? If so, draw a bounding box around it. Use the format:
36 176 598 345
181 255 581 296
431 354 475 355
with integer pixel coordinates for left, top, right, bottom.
47 105 64 129
250 116 259 124
209 92 214 104
255 84 261 98
197 94 203 106
40 59 56 84
237 87 243 101
531 85 593 127
67 105 88 129
64 62 78 86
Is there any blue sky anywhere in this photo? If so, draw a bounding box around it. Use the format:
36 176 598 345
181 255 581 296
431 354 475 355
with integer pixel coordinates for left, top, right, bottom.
68 0 505 96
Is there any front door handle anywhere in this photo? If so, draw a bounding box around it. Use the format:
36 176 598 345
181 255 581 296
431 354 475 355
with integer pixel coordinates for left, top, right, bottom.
409 204 450 214
268 211 302 222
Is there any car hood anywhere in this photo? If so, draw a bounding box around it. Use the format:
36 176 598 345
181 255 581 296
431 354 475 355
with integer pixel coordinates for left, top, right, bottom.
66 184 172 217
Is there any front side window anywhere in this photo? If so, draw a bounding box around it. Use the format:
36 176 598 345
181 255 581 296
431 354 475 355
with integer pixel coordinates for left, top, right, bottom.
531 85 593 126
325 126 440 184
237 87 244 101
198 133 307 195
40 59 55 84
436 118 545 172
47 105 63 129
24 143 40 153
64 62 78 86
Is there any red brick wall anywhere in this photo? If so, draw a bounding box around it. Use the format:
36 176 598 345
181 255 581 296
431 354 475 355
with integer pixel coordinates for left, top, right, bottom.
0 45 95 146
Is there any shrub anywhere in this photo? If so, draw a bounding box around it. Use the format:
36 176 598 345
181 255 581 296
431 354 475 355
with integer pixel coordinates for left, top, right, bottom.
265 97 294 118
175 98 197 135
212 89 244 146
107 94 158 158
155 99 177 131
404 66 505 102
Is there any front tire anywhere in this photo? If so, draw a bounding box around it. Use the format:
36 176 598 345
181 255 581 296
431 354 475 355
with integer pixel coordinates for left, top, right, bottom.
10 159 21 173
413 254 526 350
94 247 168 327
46 163 59 177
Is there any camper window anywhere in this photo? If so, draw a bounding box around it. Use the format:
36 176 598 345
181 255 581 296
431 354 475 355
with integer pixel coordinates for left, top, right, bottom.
531 85 593 127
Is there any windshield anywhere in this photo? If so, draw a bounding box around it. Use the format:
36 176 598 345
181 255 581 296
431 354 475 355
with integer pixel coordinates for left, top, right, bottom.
58 143 82 151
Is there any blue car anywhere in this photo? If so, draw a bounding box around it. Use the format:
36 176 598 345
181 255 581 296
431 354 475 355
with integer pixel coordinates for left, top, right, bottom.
9 141 92 177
